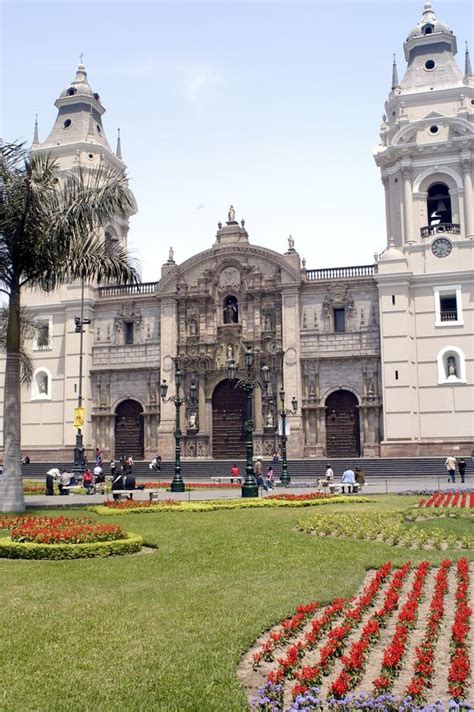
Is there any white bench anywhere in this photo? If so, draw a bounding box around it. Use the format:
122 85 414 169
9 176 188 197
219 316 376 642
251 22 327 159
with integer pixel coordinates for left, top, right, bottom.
114 490 138 501
148 490 161 502
210 476 242 484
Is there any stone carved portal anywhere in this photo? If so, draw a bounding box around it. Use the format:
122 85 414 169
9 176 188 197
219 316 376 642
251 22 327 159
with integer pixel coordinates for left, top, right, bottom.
212 380 247 458
115 399 144 459
325 390 360 457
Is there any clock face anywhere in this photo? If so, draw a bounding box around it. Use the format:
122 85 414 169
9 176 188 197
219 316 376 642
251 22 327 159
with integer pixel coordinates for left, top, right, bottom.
431 237 452 258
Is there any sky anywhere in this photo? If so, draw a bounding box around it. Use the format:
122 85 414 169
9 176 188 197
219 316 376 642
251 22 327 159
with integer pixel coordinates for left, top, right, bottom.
1 0 472 282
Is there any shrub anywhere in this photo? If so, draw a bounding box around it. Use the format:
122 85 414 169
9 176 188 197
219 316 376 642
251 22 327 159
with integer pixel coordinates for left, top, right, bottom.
0 533 143 559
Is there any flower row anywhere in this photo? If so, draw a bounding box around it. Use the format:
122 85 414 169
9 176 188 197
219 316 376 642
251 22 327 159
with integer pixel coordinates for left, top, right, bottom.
266 493 331 502
297 511 474 550
448 559 472 701
418 492 474 509
373 560 434 696
93 495 369 515
252 602 321 667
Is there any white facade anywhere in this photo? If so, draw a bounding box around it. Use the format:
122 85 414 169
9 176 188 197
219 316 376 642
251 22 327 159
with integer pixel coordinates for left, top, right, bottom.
1 2 473 460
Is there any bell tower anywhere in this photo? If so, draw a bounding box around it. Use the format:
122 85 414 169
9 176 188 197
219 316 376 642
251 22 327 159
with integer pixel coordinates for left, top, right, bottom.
375 1 474 248
32 62 136 244
375 2 474 457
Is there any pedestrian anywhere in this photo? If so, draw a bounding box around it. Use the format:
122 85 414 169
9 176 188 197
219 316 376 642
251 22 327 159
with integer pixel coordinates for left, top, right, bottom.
230 463 240 481
355 466 365 489
124 470 136 499
82 468 94 494
325 464 334 482
253 457 263 488
110 459 116 477
46 467 60 496
149 454 161 471
445 455 457 483
341 468 356 494
95 447 103 465
272 450 280 464
59 469 71 495
266 465 275 489
457 458 466 484
112 471 123 500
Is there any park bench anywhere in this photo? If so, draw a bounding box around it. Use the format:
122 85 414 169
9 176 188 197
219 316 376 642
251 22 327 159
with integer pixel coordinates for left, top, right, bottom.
210 476 242 484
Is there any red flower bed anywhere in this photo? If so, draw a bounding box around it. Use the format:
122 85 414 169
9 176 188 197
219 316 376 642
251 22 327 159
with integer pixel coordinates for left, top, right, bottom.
373 560 431 694
8 516 125 544
448 558 472 701
266 492 331 502
419 492 474 509
104 498 181 509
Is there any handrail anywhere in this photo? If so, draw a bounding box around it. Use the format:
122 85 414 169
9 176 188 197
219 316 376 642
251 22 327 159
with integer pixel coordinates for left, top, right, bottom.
98 282 158 297
305 265 375 280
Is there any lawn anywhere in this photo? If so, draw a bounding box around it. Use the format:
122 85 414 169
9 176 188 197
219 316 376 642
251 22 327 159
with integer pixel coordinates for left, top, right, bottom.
0 495 472 712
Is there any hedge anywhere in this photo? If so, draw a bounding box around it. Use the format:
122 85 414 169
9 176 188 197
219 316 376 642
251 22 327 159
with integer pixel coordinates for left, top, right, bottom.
0 533 143 560
89 495 370 516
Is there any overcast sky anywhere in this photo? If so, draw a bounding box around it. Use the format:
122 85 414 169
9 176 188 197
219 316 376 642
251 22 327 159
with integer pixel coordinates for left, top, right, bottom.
1 0 472 281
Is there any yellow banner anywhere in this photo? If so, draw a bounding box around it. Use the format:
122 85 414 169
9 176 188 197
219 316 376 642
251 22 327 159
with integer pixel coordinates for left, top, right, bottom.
74 407 85 428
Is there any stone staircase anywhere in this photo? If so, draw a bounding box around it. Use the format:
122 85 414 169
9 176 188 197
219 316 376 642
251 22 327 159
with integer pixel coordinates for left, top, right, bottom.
20 456 470 481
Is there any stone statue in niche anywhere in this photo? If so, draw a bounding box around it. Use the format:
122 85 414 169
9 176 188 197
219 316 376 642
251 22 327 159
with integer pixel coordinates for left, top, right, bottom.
264 313 272 331
266 411 274 427
309 381 316 396
226 343 233 360
189 318 198 336
223 298 238 324
188 412 197 429
367 378 375 396
447 356 457 377
37 372 48 394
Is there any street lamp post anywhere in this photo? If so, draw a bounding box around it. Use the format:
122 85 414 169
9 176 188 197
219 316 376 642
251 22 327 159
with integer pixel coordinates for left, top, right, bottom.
71 278 91 484
278 388 298 486
160 367 197 493
227 347 270 498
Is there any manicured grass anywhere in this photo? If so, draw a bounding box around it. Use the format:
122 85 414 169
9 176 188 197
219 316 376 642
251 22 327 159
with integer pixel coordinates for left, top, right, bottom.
0 496 472 711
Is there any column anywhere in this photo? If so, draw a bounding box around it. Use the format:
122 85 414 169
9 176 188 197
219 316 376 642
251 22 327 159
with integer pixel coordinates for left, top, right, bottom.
462 155 474 239
281 287 304 456
157 297 178 459
198 379 206 433
381 174 392 244
254 387 262 431
402 163 414 244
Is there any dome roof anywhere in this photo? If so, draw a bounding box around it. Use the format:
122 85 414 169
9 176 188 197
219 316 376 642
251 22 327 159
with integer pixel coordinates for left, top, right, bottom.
59 64 98 100
407 2 453 41
379 245 405 262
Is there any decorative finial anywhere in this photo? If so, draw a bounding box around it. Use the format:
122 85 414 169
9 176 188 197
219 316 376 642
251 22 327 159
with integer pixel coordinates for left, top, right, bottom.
241 218 245 228
33 114 39 145
302 257 306 269
391 54 400 90
80 52 84 65
116 128 122 159
465 42 473 79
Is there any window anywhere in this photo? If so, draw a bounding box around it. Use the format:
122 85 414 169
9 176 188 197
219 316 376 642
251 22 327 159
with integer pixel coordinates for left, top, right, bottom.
31 368 52 400
424 59 436 71
427 183 452 226
434 286 463 327
437 346 466 384
125 322 134 345
334 308 346 333
33 317 52 350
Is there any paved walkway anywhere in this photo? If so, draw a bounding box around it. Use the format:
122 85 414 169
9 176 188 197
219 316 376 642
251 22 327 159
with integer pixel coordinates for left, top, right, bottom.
23 476 472 508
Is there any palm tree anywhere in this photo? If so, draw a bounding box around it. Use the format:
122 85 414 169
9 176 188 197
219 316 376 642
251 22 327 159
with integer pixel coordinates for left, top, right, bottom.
0 305 39 385
0 141 140 512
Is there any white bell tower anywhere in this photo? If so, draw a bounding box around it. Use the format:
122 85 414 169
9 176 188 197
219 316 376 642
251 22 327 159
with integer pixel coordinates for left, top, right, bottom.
375 2 474 457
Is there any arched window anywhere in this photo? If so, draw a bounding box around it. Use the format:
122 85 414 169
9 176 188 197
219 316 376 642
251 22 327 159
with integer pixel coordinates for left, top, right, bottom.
437 346 466 384
427 183 452 226
223 295 238 324
32 368 52 400
67 87 77 96
423 24 434 35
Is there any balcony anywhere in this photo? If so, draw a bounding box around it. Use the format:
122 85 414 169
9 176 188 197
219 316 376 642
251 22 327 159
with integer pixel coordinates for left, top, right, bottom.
440 310 458 322
98 282 158 297
420 223 460 238
306 265 374 281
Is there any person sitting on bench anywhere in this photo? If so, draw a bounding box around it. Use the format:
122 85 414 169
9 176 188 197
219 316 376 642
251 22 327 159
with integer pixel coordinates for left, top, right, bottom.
341 468 356 494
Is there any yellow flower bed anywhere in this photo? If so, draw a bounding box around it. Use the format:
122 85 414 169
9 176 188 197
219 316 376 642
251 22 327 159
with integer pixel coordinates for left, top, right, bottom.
89 495 370 516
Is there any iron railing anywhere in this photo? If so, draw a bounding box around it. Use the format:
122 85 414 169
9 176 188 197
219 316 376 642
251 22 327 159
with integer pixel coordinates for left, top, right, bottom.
420 223 460 238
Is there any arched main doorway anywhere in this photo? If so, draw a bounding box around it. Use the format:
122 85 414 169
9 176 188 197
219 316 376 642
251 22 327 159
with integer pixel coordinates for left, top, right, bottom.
325 390 360 458
115 399 144 459
212 380 247 458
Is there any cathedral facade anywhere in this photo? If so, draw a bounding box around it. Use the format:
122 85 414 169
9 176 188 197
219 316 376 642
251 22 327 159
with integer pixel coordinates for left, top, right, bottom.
1 2 473 461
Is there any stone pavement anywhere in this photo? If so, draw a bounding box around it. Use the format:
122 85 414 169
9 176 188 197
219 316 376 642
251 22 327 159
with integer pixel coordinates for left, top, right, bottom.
23 475 472 508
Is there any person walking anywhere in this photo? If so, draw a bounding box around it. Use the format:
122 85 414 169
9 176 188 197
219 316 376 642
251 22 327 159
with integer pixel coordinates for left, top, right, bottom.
82 468 94 494
45 467 59 496
253 457 263 488
110 459 116 478
355 466 366 489
445 455 457 483
266 465 275 489
230 463 240 482
457 458 466 484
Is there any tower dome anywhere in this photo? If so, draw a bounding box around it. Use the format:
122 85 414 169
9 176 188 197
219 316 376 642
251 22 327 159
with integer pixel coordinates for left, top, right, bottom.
59 64 100 102
406 2 453 42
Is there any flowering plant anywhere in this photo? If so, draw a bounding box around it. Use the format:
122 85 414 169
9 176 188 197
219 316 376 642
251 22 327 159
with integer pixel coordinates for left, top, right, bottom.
9 516 125 544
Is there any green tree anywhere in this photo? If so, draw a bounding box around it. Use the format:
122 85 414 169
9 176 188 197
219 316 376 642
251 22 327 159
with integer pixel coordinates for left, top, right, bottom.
0 142 140 512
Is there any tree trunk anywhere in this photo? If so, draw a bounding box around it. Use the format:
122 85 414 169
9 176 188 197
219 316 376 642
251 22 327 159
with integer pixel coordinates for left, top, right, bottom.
1 284 25 512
